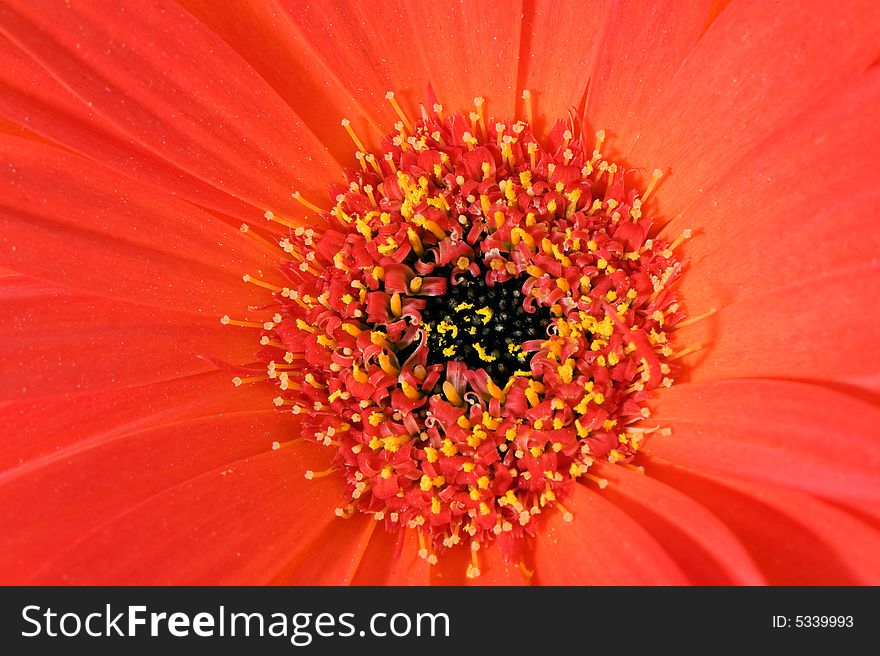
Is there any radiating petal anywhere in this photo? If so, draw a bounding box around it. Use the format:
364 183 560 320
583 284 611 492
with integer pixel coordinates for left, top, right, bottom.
585 0 713 146
593 462 766 584
0 0 339 213
268 514 377 585
0 275 257 401
0 409 297 581
644 380 880 501
429 539 532 586
276 0 525 144
517 0 609 136
675 264 880 390
0 134 274 314
626 0 880 216
177 0 379 164
0 36 258 223
24 442 348 584
649 461 880 584
533 482 688 584
0 371 274 472
350 527 431 586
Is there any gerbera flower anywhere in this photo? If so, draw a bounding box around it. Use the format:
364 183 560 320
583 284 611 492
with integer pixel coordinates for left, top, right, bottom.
1 0 878 585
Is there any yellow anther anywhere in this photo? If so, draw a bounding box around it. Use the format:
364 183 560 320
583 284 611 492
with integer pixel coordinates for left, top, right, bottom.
443 381 464 406
401 381 422 400
352 364 369 384
378 352 398 375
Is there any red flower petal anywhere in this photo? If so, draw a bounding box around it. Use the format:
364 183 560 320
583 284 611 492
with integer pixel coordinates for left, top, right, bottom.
268 514 378 585
593 462 766 584
0 275 257 401
517 0 607 136
627 0 880 215
585 0 712 144
649 461 880 584
178 0 380 165
0 134 272 315
0 407 298 582
14 442 344 584
0 371 273 473
0 0 339 212
676 264 880 392
428 539 532 586
351 526 431 586
533 482 688 584
0 37 258 223
276 0 524 137
644 380 880 502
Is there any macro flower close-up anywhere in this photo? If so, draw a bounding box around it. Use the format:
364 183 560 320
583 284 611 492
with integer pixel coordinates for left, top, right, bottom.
1 0 879 586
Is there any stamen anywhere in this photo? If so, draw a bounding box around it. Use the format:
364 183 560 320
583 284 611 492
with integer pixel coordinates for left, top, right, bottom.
521 89 534 127
304 467 336 480
385 91 412 133
291 190 325 215
584 473 608 489
340 118 368 154
242 274 282 293
263 209 299 229
220 315 263 329
675 308 717 329
232 375 266 387
473 97 486 141
239 223 281 252
465 543 481 579
669 343 703 360
271 438 304 450
668 228 693 252
556 501 574 522
641 168 664 202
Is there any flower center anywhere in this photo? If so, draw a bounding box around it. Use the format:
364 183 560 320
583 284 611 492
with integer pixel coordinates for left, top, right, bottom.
419 271 550 382
230 95 698 577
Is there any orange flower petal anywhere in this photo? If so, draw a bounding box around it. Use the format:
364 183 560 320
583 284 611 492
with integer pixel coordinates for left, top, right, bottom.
627 0 880 217
0 409 300 582
0 0 339 211
517 0 608 136
593 462 766 584
644 380 880 501
17 441 344 584
0 371 274 473
533 482 689 584
268 514 378 585
0 38 259 223
351 527 431 586
178 0 383 164
0 134 272 315
585 0 712 146
676 265 880 391
650 461 880 585
0 275 257 401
